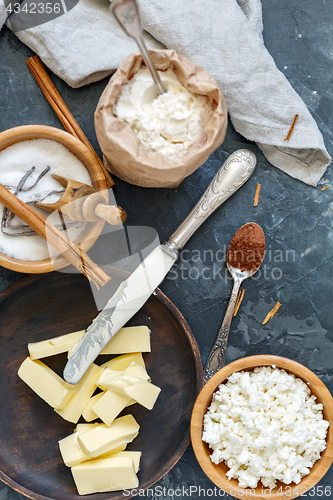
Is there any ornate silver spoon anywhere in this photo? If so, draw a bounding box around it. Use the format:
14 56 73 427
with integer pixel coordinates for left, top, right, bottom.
204 222 265 382
110 0 167 98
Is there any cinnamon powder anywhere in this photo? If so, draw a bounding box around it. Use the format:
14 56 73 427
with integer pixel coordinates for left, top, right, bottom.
227 223 265 273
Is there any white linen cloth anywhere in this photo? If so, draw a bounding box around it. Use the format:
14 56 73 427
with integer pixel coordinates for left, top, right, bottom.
1 0 331 186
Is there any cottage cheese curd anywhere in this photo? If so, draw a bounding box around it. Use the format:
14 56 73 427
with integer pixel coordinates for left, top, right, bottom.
114 67 213 162
202 366 329 489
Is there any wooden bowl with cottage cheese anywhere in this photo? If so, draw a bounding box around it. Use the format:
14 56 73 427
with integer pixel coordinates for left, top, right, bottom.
191 355 333 500
0 125 108 274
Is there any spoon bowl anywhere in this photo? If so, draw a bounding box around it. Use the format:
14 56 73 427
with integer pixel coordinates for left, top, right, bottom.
141 80 173 106
203 222 265 382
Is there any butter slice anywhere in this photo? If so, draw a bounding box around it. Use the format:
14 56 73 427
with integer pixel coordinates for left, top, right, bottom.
92 390 131 426
107 451 141 473
67 326 151 358
28 330 84 360
82 392 104 422
55 363 102 423
59 424 99 467
100 326 151 354
18 357 75 409
97 368 136 392
59 424 125 467
125 381 161 410
77 414 139 457
71 456 138 495
100 352 146 371
98 368 160 410
125 363 150 381
75 423 100 433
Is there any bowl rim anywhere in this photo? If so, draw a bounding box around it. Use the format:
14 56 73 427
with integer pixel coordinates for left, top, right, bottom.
0 124 107 274
190 354 333 500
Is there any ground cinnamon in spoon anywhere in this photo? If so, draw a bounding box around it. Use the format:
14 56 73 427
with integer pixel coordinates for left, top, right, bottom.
227 223 265 272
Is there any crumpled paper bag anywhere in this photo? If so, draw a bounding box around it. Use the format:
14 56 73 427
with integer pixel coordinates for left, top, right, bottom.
95 50 228 188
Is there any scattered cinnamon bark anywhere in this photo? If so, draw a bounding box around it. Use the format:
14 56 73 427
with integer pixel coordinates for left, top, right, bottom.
26 55 115 189
233 289 245 317
262 301 281 325
254 183 261 207
284 114 299 141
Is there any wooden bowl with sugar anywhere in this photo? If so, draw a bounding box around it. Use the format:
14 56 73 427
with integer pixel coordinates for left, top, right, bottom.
0 125 108 274
191 355 333 500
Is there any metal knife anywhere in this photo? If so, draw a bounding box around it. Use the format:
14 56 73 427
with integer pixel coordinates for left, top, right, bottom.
63 149 256 384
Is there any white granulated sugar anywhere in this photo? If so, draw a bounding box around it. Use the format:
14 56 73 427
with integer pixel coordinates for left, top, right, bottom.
202 366 329 490
114 67 213 162
0 139 92 261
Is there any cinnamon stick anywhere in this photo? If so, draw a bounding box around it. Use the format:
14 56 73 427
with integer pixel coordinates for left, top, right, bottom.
233 289 245 317
262 301 281 325
284 114 299 141
253 183 261 207
26 55 115 189
0 183 110 289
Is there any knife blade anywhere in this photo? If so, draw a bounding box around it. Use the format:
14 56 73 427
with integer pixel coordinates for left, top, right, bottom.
63 149 256 384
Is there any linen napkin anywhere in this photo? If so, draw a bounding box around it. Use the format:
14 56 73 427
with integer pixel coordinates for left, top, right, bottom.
1 0 331 186
0 2 7 28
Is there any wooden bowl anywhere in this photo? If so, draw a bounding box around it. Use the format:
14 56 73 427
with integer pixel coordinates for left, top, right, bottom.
0 272 204 500
191 355 333 500
0 125 108 274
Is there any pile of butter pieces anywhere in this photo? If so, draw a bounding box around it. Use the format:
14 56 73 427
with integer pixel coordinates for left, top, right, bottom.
17 325 161 495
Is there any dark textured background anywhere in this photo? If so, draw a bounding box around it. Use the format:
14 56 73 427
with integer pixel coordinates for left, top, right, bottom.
1 0 333 498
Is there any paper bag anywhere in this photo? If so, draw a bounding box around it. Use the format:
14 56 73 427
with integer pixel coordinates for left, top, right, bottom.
95 50 228 188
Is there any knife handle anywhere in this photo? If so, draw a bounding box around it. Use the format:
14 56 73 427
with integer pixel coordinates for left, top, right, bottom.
166 149 256 251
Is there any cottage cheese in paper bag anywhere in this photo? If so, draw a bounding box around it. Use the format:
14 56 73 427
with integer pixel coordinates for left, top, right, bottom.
94 50 227 188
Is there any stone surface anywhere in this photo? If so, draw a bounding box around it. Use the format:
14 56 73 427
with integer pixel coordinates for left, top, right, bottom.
0 0 333 498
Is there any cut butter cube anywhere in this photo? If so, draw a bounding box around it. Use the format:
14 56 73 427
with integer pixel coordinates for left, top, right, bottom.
18 357 75 410
92 390 131 426
100 352 145 371
28 330 84 359
59 424 125 467
71 456 138 495
77 414 139 458
82 392 104 422
55 363 102 423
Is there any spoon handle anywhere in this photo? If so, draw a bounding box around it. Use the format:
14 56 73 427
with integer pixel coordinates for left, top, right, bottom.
111 0 166 95
203 278 242 382
135 37 167 95
167 150 256 252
